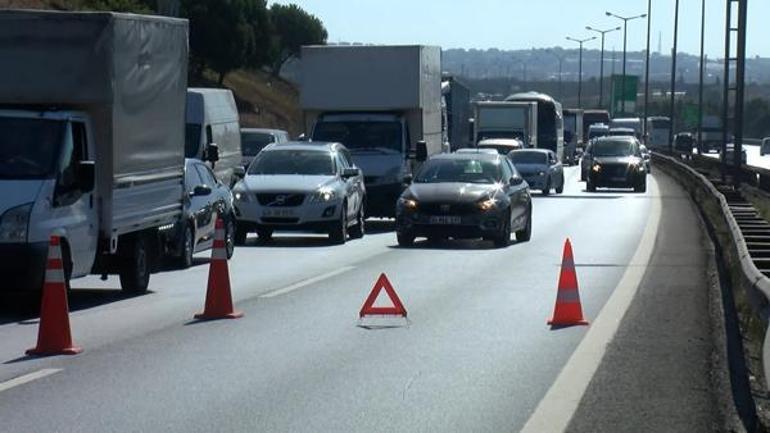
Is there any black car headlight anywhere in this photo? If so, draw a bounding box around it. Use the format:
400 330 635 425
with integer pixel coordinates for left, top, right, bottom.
591 163 602 173
477 197 499 212
398 197 419 211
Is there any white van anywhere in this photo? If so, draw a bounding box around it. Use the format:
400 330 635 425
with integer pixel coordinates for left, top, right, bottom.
185 88 242 186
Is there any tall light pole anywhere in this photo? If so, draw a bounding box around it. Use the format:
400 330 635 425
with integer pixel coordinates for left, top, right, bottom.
586 25 621 109
566 36 597 109
643 0 652 144
606 11 647 115
546 49 566 101
668 0 680 152
697 0 706 155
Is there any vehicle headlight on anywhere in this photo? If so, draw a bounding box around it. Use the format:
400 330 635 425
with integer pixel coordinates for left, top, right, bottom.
592 163 602 173
310 187 337 203
477 197 498 212
538 171 545 176
0 203 32 242
399 197 419 211
234 191 252 202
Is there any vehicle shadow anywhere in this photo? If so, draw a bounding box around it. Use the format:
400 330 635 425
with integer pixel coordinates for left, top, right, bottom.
157 257 211 273
239 236 337 248
538 194 624 199
0 288 150 326
388 238 523 251
365 219 396 234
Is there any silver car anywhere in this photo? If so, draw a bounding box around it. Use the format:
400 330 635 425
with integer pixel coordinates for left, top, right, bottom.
509 149 565 195
232 142 366 244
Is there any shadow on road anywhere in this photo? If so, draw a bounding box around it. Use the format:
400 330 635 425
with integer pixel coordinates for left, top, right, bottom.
389 238 526 251
538 194 624 199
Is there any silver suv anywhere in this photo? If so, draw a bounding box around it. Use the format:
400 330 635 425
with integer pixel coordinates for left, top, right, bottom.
232 142 366 244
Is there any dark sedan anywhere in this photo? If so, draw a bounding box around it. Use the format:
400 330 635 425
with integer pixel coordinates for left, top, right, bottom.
587 137 647 193
395 153 532 248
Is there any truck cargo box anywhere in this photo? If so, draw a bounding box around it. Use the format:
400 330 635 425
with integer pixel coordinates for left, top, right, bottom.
0 10 188 238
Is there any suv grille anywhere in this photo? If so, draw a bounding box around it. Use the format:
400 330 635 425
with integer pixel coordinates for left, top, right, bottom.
256 193 305 207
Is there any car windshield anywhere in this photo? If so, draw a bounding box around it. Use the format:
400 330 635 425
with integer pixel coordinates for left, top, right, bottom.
593 140 636 157
0 117 65 179
510 151 547 164
415 158 503 184
241 132 275 156
249 149 334 176
313 121 402 154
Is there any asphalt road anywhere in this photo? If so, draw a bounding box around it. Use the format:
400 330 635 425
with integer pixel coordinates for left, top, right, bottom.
0 166 718 433
701 144 770 169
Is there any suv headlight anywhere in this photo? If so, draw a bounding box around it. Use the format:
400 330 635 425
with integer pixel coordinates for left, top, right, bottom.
477 197 498 212
0 203 32 242
310 187 337 203
398 197 419 211
233 191 252 202
592 163 602 173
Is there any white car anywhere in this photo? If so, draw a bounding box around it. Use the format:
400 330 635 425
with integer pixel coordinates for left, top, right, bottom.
639 144 651 174
232 142 366 244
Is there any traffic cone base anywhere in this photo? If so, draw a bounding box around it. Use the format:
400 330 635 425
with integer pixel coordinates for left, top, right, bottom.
195 218 242 320
548 239 589 327
26 236 82 357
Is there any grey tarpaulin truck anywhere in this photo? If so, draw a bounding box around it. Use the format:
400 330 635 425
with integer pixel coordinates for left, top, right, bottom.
301 45 444 218
0 10 188 293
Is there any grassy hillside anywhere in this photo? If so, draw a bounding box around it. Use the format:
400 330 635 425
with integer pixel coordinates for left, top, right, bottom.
0 0 304 136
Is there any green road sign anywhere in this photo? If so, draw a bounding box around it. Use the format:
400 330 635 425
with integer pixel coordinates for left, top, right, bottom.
610 75 638 116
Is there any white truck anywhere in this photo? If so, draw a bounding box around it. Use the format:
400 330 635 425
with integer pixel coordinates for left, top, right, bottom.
473 101 538 149
301 45 444 218
0 10 188 293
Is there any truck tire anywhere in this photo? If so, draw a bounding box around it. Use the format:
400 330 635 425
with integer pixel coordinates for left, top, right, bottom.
397 232 415 247
119 235 151 294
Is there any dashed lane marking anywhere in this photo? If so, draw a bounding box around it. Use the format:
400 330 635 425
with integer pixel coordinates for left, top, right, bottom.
0 368 63 393
259 266 356 298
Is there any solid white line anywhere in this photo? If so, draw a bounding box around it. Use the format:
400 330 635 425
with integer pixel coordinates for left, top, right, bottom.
520 176 663 433
259 266 356 298
0 368 63 393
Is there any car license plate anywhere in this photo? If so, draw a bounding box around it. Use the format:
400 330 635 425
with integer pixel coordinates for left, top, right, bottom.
262 208 294 218
611 176 626 182
430 216 461 225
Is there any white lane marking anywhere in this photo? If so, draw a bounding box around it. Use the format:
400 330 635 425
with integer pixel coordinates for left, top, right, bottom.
0 368 62 393
520 176 663 433
259 266 356 298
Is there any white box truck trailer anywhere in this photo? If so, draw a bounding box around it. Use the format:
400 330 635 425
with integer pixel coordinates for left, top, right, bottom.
0 10 188 293
301 45 443 217
473 101 538 148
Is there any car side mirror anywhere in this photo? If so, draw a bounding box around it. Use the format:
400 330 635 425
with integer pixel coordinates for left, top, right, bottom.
341 167 360 179
297 133 308 141
206 143 220 162
403 174 413 185
233 166 246 179
77 160 95 192
192 185 212 197
510 175 524 186
415 140 428 162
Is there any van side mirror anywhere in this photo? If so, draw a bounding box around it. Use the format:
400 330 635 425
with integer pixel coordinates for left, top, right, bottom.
77 160 95 192
415 140 428 162
206 143 220 162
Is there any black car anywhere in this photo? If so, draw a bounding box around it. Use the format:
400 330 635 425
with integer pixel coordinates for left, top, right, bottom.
395 153 532 248
587 137 647 193
174 159 236 268
674 132 695 153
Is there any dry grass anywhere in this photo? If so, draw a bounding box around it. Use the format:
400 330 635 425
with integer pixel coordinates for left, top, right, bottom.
224 70 302 137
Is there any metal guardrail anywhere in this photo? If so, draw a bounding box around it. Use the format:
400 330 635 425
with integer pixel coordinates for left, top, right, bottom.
687 152 770 192
653 152 770 389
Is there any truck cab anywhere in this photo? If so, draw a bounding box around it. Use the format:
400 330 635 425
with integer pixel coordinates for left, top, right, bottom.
0 109 97 289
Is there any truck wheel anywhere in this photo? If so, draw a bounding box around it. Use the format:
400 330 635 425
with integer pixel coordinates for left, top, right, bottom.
225 215 236 259
177 224 194 269
119 235 150 294
329 204 347 245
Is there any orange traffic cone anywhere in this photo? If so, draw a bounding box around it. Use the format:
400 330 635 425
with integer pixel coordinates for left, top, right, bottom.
548 239 589 327
195 218 243 320
26 236 82 356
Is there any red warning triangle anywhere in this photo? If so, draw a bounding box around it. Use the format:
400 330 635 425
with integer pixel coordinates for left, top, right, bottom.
359 273 407 318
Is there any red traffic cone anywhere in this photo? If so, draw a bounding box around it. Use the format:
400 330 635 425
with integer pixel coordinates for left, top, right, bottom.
26 236 82 356
548 239 589 327
195 218 243 320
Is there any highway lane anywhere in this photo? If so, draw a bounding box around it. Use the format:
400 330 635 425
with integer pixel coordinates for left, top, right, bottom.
700 144 770 169
0 166 670 432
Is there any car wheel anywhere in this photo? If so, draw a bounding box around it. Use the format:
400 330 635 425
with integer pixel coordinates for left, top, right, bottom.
234 225 248 246
515 206 532 242
224 215 236 259
177 224 194 269
493 211 511 248
256 228 273 242
349 206 365 239
329 204 347 245
397 232 415 247
587 179 596 192
635 179 647 193
555 177 564 194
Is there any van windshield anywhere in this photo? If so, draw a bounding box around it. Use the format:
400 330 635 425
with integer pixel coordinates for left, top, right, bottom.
313 121 402 154
0 117 65 179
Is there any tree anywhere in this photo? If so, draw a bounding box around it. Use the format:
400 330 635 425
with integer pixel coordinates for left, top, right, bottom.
182 0 271 85
269 3 327 76
78 0 154 13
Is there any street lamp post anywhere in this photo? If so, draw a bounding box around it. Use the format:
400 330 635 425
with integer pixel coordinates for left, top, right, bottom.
606 11 647 115
586 25 621 109
668 0 680 152
546 49 566 101
566 36 597 109
643 0 652 145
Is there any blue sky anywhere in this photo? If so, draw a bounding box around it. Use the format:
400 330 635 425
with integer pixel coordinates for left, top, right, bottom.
271 0 768 57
